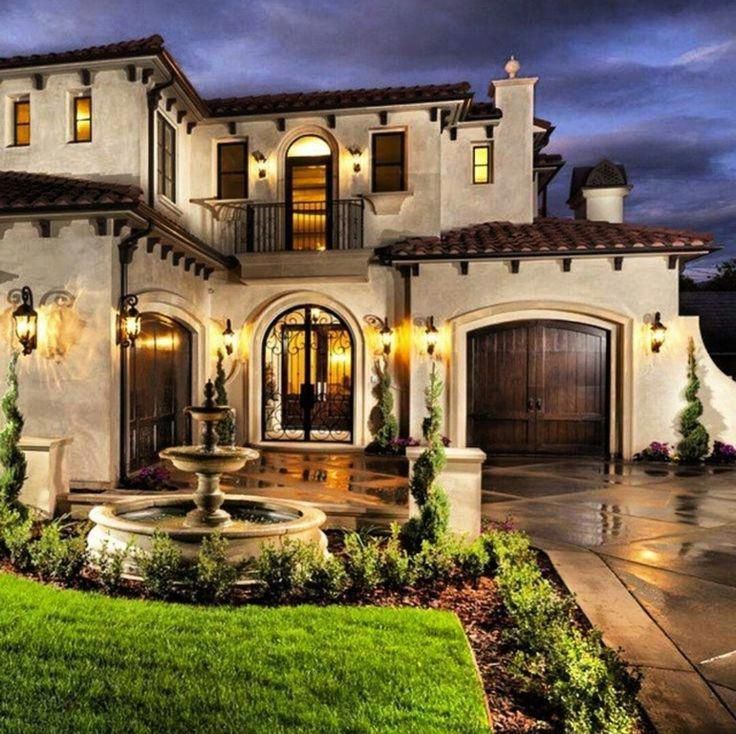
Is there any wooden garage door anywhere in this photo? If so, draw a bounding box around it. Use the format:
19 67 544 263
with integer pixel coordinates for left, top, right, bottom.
467 320 609 455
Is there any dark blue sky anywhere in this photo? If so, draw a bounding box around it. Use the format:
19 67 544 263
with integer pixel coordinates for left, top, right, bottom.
2 0 734 271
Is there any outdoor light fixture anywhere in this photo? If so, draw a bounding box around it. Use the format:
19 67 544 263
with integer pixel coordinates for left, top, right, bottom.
424 315 439 357
650 311 667 353
118 294 141 348
252 151 267 178
348 146 362 173
222 318 236 356
365 314 394 356
12 286 38 356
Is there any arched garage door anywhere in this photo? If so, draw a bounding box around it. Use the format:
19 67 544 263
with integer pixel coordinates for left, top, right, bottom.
467 320 609 456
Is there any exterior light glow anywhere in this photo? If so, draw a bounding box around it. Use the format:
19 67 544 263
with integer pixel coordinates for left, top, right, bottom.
222 318 236 356
118 294 141 348
252 150 267 178
12 286 38 356
650 311 667 353
364 314 394 356
348 146 362 173
424 315 439 357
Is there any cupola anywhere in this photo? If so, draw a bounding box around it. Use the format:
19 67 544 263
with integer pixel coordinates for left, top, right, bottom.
567 159 631 223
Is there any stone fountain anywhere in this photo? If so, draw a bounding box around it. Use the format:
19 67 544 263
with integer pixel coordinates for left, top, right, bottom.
87 381 327 569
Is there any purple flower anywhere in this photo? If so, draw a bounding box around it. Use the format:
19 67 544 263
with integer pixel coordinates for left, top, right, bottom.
633 441 672 462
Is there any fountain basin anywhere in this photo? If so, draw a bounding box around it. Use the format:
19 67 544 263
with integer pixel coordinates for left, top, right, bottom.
87 494 328 569
159 445 259 475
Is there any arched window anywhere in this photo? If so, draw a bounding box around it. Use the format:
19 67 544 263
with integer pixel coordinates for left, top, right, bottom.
287 135 331 158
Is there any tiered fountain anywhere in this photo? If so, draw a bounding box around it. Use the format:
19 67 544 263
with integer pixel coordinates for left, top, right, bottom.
87 381 327 568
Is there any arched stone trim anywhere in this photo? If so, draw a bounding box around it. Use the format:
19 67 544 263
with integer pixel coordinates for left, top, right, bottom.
447 300 634 459
246 290 367 448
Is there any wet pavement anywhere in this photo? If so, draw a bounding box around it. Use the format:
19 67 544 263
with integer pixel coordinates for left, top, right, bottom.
483 457 736 724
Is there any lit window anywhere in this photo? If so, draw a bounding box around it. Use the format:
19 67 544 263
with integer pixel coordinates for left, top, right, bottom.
372 131 406 192
217 141 248 199
73 95 92 142
472 144 492 184
14 100 30 146
157 114 176 201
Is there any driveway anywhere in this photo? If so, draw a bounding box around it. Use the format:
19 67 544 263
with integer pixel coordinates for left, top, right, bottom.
483 457 736 730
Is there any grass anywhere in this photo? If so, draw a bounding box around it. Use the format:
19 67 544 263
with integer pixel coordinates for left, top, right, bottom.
0 573 489 734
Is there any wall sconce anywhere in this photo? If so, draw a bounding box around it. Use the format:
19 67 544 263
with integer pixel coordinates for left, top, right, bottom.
252 151 267 178
118 294 141 348
348 146 362 173
365 314 394 356
222 318 236 356
12 286 38 356
650 311 667 353
424 315 439 357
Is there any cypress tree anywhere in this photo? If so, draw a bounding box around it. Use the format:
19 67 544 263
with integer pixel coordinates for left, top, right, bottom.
0 352 28 515
214 350 236 446
677 338 710 464
373 357 398 451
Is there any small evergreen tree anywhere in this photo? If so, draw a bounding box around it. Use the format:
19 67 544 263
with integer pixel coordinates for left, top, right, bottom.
371 357 398 452
214 350 236 446
400 363 450 553
677 338 710 463
0 352 27 516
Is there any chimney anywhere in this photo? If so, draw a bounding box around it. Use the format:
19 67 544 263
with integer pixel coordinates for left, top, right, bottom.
567 159 631 223
489 56 537 223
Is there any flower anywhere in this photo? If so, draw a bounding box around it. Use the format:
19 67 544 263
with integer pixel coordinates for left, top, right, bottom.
707 441 736 465
633 442 672 462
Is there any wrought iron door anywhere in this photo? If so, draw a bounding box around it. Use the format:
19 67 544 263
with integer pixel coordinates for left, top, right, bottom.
262 305 353 442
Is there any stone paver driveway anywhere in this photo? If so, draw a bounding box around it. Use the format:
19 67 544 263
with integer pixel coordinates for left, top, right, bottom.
483 457 736 727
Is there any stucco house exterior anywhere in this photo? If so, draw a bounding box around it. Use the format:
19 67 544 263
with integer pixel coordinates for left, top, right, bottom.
0 34 733 490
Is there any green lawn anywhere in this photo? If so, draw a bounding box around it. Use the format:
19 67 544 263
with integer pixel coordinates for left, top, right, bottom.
0 573 488 733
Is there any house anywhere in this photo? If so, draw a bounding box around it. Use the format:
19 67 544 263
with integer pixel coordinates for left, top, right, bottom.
0 34 734 489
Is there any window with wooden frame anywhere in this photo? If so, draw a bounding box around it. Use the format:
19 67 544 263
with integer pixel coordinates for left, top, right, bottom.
217 141 248 199
13 100 30 146
73 95 92 142
157 114 176 201
372 131 406 192
472 144 492 184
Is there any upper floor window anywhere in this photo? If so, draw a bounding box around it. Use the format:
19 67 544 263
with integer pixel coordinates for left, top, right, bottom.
372 131 405 192
157 114 176 202
13 100 30 146
472 144 492 184
217 141 248 199
73 95 92 143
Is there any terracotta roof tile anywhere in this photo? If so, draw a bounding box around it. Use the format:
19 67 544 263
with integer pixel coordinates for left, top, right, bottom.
380 218 717 262
466 102 502 120
0 35 164 70
0 170 142 211
206 82 473 117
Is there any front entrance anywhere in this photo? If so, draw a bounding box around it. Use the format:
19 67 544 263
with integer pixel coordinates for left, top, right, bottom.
262 304 353 442
128 313 192 471
467 320 609 456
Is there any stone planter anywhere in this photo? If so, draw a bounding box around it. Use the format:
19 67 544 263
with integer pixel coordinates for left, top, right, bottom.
406 446 486 540
19 436 73 517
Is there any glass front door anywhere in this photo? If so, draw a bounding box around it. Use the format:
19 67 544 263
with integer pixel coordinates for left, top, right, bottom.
262 305 353 442
286 156 332 251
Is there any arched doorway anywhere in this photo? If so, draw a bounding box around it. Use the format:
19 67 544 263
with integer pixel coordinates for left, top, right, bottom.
128 313 193 471
466 319 610 456
262 304 353 442
285 135 333 251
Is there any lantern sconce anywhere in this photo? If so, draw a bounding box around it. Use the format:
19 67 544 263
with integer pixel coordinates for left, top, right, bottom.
252 150 267 178
365 314 394 356
12 286 38 356
347 146 362 173
650 311 667 353
117 294 141 348
222 318 236 356
424 315 439 357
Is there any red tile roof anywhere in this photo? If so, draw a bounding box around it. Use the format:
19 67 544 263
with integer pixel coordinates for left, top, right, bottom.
0 170 142 210
379 218 717 262
207 82 473 117
0 35 165 70
466 102 502 120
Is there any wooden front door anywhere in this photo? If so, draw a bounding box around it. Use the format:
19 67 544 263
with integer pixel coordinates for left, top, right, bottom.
285 155 333 251
467 320 609 456
128 314 192 471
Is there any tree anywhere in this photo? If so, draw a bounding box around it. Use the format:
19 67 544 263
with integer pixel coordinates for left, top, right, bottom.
677 338 710 463
400 363 449 552
0 352 28 515
679 272 698 292
367 357 398 453
214 350 236 446
703 258 736 291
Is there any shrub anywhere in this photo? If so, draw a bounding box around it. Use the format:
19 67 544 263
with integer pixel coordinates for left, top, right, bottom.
454 538 489 585
677 338 710 464
412 536 457 585
343 532 381 594
369 357 399 453
633 441 671 462
0 508 33 570
136 530 183 600
30 522 88 583
214 350 236 446
707 441 736 465
0 352 28 516
253 540 310 602
192 533 238 604
96 542 129 595
379 526 414 589
302 549 348 602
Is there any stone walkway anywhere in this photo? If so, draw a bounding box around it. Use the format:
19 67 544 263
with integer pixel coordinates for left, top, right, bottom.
483 457 736 733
